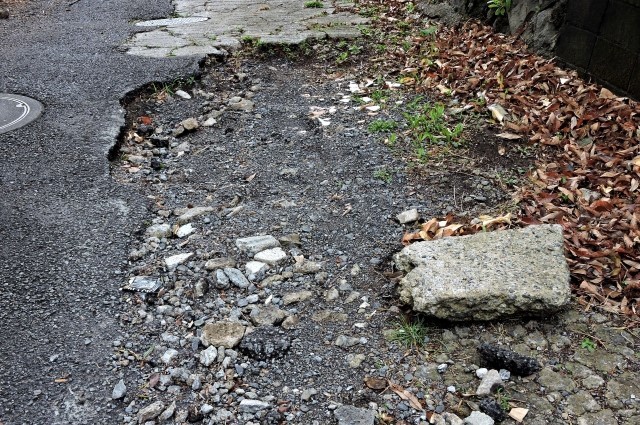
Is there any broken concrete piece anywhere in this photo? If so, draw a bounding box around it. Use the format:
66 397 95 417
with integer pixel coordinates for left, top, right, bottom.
254 247 287 265
476 369 503 395
394 225 570 320
235 235 280 254
176 206 214 224
165 253 193 270
396 208 419 224
201 321 246 348
464 411 495 425
145 223 172 238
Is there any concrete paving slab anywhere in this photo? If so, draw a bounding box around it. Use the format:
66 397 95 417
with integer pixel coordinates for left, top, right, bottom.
124 0 368 58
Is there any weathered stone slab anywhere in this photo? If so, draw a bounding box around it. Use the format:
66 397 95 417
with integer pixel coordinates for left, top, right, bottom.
394 225 570 321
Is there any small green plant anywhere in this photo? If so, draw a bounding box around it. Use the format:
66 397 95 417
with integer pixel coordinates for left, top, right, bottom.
373 168 393 183
496 388 510 411
404 103 465 148
420 26 438 38
335 43 362 64
304 0 323 8
581 337 596 353
359 6 381 18
368 119 397 132
371 89 387 103
487 0 512 16
386 133 398 147
389 317 428 348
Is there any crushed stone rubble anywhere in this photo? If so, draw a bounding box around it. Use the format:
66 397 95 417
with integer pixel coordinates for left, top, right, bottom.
108 59 640 424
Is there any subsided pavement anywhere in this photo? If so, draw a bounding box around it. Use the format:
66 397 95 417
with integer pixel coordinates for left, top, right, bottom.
0 1 199 422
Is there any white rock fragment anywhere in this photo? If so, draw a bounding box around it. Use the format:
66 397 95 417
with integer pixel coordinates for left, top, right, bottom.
161 349 179 364
145 223 172 238
165 253 193 270
176 206 214 224
199 346 218 366
175 223 195 238
464 411 494 425
138 401 165 423
476 369 503 395
180 117 199 131
239 399 270 413
235 235 280 254
254 247 287 265
175 89 191 99
202 116 216 126
476 368 488 379
246 260 268 275
111 379 126 399
396 208 419 224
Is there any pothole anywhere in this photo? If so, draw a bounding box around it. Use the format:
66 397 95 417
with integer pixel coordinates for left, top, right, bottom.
0 93 43 134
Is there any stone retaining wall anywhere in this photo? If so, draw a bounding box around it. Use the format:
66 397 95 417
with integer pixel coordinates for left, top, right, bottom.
556 0 640 98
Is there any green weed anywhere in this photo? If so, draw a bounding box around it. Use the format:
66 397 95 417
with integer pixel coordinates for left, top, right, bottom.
368 119 397 132
404 103 464 148
305 0 323 8
581 337 596 352
388 317 428 348
487 0 512 16
373 168 393 183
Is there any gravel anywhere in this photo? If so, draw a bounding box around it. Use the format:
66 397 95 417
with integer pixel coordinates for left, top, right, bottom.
105 57 640 425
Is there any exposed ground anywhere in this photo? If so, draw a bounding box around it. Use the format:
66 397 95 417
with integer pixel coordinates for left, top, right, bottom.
106 47 640 423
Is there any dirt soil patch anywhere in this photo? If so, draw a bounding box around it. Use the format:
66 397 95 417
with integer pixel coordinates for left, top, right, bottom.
107 55 640 424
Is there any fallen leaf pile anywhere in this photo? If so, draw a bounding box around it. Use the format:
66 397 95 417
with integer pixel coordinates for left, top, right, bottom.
352 1 640 318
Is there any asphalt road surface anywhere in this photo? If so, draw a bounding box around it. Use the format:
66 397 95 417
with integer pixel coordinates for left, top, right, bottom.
0 1 198 423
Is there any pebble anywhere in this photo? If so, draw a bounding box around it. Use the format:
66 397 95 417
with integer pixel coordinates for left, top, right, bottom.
464 411 495 425
165 252 193 270
199 346 218 366
476 369 503 396
235 235 280 254
175 89 191 99
238 399 270 413
223 267 250 289
282 290 313 305
112 379 126 399
396 208 419 224
138 401 165 423
301 388 318 401
161 349 179 364
254 247 288 265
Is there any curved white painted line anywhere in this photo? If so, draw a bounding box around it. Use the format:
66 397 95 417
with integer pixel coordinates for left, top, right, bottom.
0 96 31 131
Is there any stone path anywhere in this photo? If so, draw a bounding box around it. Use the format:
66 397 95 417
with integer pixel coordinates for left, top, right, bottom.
125 0 368 58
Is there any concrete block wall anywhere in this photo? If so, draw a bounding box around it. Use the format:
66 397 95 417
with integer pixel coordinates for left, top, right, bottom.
556 0 640 97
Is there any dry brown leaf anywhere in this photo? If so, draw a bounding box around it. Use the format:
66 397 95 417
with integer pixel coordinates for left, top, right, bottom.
496 132 522 140
388 382 423 411
364 376 387 390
